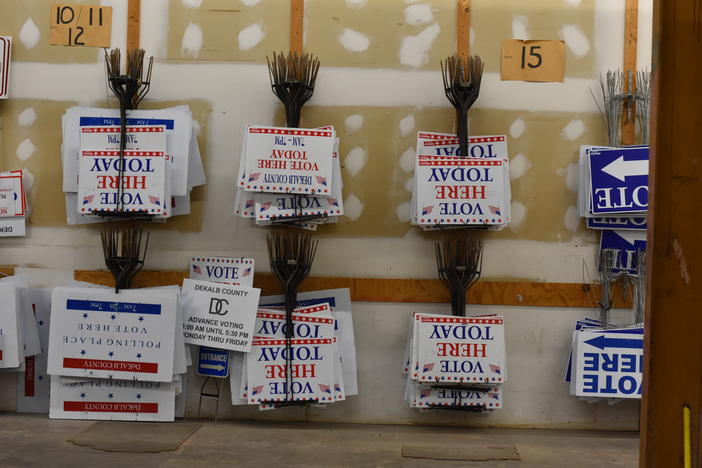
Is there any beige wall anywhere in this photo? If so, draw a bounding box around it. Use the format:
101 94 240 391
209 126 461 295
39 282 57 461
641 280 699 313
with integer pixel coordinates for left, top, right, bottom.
0 0 652 428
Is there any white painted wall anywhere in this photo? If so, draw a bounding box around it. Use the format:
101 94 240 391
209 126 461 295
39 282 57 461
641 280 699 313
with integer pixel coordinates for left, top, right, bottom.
0 0 652 428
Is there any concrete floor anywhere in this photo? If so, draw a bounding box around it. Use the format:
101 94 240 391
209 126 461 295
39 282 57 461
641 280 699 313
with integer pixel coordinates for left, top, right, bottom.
0 414 639 467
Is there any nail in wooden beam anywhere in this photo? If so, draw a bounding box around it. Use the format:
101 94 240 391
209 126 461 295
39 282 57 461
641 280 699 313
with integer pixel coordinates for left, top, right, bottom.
457 0 471 60
127 0 141 52
621 0 638 145
290 0 304 54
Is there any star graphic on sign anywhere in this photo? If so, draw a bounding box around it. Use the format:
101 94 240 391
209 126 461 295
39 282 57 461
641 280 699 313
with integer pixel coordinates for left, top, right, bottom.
108 351 114 357
136 394 142 400
136 353 142 359
38 320 44 326
138 316 144 322
38 375 43 380
82 313 88 319
110 314 116 320
80 393 86 399
80 350 86 355
107 393 114 399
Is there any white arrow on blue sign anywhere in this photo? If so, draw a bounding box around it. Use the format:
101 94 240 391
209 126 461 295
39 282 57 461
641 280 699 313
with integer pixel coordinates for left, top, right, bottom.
197 346 230 378
589 147 649 215
600 230 647 273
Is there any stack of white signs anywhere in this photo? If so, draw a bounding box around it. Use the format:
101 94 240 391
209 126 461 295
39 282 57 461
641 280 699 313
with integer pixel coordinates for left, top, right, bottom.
232 303 345 408
565 318 643 401
402 313 505 410
0 169 28 237
16 288 52 413
234 125 343 230
47 287 187 422
411 132 511 230
0 277 41 374
230 287 358 409
578 145 648 271
61 106 205 224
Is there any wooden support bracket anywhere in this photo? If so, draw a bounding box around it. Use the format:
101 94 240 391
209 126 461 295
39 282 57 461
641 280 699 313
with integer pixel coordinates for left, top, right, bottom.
457 0 471 60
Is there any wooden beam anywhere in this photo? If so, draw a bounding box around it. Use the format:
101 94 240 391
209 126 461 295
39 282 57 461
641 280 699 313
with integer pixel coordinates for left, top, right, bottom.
456 0 471 60
621 0 638 145
290 0 304 54
640 0 702 464
127 0 141 51
73 270 633 309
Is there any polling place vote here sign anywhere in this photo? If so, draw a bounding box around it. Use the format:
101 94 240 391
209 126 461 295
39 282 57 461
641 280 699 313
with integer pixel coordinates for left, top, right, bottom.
574 329 643 399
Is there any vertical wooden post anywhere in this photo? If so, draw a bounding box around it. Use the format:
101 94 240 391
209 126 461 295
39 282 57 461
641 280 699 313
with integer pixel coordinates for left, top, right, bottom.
290 0 304 54
621 0 638 145
640 0 702 465
127 0 141 51
457 0 471 60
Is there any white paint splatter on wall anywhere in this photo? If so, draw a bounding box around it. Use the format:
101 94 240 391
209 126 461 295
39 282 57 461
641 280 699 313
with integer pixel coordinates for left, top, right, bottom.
238 22 265 51
509 201 527 231
509 118 526 138
16 138 37 162
345 0 367 8
399 22 440 68
344 114 364 134
19 17 40 50
17 108 37 127
344 147 367 176
399 147 416 173
399 115 415 136
344 194 364 221
509 154 533 180
564 205 580 232
561 24 590 58
562 119 586 141
241 0 263 6
512 15 528 40
404 177 414 192
338 28 371 53
181 0 202 8
396 201 411 222
404 4 433 26
181 22 203 58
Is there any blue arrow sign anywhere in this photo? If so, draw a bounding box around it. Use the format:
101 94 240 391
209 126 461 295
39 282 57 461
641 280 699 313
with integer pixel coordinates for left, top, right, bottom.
197 346 230 378
584 335 644 350
590 147 649 215
600 229 647 273
587 216 647 231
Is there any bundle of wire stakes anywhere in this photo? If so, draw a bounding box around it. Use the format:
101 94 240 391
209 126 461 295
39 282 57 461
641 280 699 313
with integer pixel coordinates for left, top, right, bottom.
441 55 484 157
436 235 483 317
267 51 320 128
267 230 318 404
101 224 150 293
103 48 154 216
105 48 153 111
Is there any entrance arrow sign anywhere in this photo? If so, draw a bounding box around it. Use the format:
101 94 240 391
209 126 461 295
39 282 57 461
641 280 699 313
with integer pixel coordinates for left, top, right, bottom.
584 335 644 350
601 156 648 182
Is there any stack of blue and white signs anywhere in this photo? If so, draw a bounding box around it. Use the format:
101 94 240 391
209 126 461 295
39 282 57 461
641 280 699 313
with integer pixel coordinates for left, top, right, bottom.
46 286 189 422
578 145 648 271
61 106 205 224
565 318 643 401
